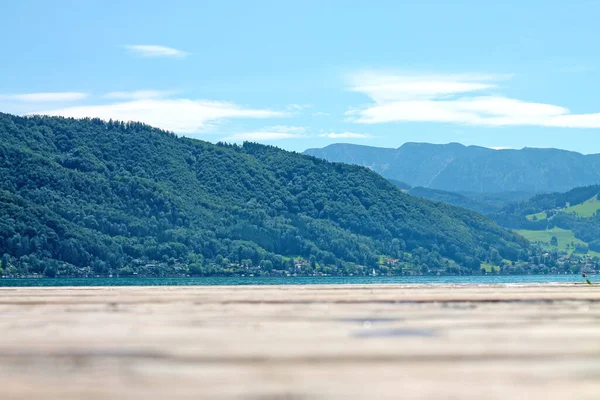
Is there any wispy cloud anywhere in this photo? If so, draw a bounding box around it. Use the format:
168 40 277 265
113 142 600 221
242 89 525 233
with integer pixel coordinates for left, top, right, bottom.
36 99 286 133
346 71 600 128
0 92 88 102
222 126 308 142
222 126 373 142
313 111 330 116
104 90 176 100
347 71 508 102
318 132 373 139
287 104 312 111
124 45 187 58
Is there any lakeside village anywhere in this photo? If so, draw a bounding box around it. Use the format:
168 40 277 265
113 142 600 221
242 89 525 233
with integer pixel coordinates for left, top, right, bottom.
1 245 598 279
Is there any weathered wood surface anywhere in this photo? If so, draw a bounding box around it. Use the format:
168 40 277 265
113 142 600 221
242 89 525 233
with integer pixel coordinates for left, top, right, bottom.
1 284 599 399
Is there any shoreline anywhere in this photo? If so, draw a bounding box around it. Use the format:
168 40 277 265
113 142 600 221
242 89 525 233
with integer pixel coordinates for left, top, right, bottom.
0 270 587 279
0 274 593 289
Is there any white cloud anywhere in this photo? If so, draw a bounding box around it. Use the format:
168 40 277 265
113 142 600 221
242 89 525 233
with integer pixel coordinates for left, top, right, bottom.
222 126 373 142
287 104 312 111
104 90 176 100
313 111 330 116
0 92 88 102
222 126 307 142
265 125 306 133
36 99 286 133
347 71 506 103
347 71 600 128
124 45 187 58
223 132 303 141
318 132 373 139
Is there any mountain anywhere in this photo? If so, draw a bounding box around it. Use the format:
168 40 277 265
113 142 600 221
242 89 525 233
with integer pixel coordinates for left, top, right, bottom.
386 179 531 214
304 143 600 193
490 185 600 255
408 187 533 215
0 113 528 277
384 176 534 214
387 179 411 191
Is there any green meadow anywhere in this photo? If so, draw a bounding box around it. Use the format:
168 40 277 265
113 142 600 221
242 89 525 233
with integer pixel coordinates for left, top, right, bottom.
526 212 547 221
516 227 600 257
525 195 600 221
564 195 600 218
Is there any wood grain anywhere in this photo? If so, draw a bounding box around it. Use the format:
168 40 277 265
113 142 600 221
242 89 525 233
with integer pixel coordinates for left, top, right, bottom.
1 284 599 399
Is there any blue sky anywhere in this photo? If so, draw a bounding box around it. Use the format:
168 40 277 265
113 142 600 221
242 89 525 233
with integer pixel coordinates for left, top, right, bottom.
2 0 600 153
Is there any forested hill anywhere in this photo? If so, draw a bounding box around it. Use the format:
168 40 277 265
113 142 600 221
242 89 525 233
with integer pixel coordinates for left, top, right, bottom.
304 143 600 193
493 185 600 225
0 113 528 277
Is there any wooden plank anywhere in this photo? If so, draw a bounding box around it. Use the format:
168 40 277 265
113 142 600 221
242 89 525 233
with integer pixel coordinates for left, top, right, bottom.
0 284 599 399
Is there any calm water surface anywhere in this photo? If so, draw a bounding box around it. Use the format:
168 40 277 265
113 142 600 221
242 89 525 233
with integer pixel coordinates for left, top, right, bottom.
0 274 586 287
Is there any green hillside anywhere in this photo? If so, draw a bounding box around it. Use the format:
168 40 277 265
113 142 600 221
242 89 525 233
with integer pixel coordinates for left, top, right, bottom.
0 113 529 277
493 185 600 256
564 195 600 217
526 212 547 221
516 228 600 258
516 228 584 252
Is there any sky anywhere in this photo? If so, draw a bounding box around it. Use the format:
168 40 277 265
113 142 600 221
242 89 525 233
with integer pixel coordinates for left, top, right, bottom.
2 0 600 153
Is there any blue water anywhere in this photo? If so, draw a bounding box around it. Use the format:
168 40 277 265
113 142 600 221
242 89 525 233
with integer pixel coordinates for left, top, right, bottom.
0 274 585 287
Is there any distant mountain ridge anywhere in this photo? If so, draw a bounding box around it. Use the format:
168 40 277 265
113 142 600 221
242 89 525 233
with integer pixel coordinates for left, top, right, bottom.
386 179 533 214
304 143 600 193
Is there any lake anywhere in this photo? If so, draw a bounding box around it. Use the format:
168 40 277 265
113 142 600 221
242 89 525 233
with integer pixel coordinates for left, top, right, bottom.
0 274 587 287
